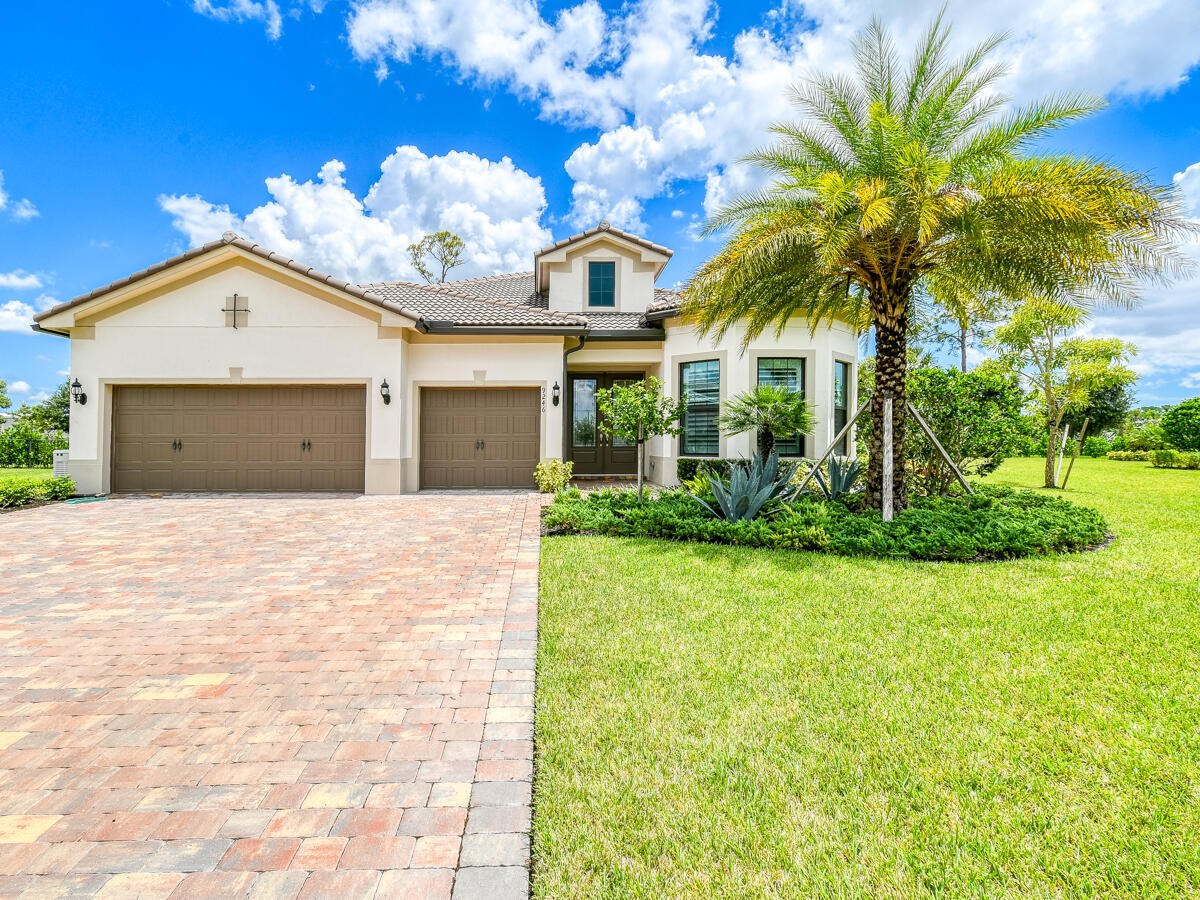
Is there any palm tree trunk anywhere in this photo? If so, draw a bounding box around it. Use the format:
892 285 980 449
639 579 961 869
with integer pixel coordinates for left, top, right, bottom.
636 422 645 501
866 302 909 511
959 323 968 373
760 429 775 458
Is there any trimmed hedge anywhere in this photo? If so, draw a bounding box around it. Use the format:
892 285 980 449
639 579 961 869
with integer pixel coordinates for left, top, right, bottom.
1107 451 1153 461
544 484 1108 562
1151 450 1200 469
0 476 75 509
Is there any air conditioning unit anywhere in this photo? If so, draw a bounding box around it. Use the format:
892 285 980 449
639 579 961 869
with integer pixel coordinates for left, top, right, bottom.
52 449 70 478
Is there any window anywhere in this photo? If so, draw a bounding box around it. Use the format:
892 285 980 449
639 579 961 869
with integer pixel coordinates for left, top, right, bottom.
680 359 720 456
833 360 851 455
587 261 615 307
572 378 597 447
757 357 806 456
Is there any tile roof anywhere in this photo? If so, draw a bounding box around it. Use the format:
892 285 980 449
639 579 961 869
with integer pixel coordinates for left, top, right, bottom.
360 280 587 327
33 232 422 326
34 230 673 335
534 221 673 260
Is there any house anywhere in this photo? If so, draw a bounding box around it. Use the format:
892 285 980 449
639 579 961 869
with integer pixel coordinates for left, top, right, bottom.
33 223 857 494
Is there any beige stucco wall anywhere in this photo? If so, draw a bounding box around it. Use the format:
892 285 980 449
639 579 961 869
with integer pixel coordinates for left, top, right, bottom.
644 315 860 486
401 334 566 488
58 258 412 495
544 236 666 315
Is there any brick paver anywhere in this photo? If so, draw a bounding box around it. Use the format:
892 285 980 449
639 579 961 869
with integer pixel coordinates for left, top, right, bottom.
0 494 541 898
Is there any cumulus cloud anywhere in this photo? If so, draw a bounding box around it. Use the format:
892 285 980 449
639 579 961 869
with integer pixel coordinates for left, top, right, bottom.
1080 160 1200 393
0 271 43 290
340 0 1200 227
8 381 30 394
0 295 57 334
191 0 283 39
160 147 552 283
0 171 38 222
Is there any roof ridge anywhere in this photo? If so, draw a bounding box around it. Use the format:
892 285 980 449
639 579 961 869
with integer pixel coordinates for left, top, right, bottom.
442 271 533 285
533 222 672 260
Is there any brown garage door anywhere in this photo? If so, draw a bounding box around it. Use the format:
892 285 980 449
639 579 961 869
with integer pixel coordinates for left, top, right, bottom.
113 386 365 492
420 388 539 489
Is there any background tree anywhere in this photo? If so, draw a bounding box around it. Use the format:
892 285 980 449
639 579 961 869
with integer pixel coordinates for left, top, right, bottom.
905 365 1025 495
717 384 815 457
595 377 686 501
14 382 70 434
1162 398 1200 450
684 14 1191 512
916 287 1007 372
0 379 10 412
408 231 467 284
992 299 1137 487
1061 382 1133 436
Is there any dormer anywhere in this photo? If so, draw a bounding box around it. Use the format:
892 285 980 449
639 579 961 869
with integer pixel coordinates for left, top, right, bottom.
535 222 672 315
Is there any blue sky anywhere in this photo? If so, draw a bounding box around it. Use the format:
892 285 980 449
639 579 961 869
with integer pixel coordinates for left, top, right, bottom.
3 0 1200 407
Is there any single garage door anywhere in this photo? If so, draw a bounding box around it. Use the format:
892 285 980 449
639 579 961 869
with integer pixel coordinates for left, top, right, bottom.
112 385 365 492
420 388 539 489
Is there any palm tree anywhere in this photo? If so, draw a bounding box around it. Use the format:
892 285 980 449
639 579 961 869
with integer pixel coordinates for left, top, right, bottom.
685 14 1191 511
717 384 816 456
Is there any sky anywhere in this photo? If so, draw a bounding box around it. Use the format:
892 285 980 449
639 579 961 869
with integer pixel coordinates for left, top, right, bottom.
2 0 1200 408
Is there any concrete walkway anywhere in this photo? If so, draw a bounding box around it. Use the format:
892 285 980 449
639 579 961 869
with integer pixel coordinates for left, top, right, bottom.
0 493 542 899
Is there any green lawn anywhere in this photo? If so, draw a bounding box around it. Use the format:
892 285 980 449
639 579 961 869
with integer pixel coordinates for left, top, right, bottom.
0 467 52 483
534 458 1200 898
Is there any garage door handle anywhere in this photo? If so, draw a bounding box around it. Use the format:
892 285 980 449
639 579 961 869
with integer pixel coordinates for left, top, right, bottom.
302 439 311 451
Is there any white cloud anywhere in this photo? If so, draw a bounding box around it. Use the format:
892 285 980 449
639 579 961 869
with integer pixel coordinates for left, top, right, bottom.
56 369 69 377
23 392 50 405
0 271 43 290
1181 372 1200 389
8 381 30 394
1079 159 1200 395
339 0 1200 228
160 147 551 283
191 0 283 39
0 295 57 334
0 171 38 222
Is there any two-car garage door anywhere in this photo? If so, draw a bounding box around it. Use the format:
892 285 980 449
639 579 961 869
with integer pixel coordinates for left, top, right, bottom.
112 386 365 492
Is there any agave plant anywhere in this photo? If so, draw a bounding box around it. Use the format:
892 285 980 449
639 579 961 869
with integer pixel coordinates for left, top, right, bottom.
693 452 799 523
812 455 863 500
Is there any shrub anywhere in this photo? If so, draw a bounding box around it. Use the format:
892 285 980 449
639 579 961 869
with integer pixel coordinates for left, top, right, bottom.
1150 450 1200 470
903 366 1027 495
533 460 574 494
1081 435 1111 457
1124 424 1169 451
677 458 741 482
1107 450 1152 461
1162 398 1200 451
0 422 68 468
544 484 1107 561
0 476 75 509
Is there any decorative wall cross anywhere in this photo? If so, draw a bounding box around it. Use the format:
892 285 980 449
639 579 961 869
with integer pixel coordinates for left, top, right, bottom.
222 293 250 329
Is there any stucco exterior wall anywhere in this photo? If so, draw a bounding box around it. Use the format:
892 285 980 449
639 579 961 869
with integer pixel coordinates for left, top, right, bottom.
401 335 565 489
545 237 664 315
62 261 410 495
645 315 859 486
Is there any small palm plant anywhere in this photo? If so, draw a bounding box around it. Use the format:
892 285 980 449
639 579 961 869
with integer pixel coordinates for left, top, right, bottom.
718 384 815 457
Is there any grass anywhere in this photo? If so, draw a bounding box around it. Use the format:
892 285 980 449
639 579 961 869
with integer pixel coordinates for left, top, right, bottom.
534 458 1200 898
0 467 52 483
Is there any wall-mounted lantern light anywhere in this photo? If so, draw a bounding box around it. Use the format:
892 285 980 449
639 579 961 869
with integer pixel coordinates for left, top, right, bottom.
380 379 392 405
70 379 87 406
552 381 561 406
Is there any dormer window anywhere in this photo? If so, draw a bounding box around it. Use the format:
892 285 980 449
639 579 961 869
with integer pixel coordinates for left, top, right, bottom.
587 261 616 307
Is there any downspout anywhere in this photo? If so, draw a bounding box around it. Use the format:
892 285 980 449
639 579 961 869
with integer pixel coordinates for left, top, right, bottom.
561 335 588 459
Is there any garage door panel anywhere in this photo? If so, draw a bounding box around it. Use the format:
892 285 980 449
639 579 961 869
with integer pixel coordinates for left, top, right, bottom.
420 388 538 489
113 386 365 493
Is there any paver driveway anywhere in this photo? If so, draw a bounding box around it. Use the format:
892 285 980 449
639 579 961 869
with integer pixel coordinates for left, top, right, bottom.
0 493 541 899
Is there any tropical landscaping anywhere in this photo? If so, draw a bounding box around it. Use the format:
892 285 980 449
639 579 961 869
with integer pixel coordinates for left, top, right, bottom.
534 457 1200 898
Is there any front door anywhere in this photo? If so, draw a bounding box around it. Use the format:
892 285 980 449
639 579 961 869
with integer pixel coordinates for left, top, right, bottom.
568 374 642 475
